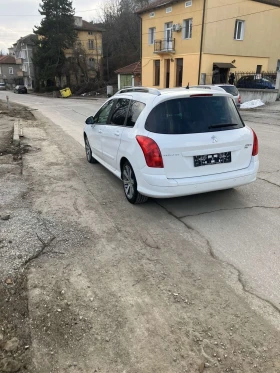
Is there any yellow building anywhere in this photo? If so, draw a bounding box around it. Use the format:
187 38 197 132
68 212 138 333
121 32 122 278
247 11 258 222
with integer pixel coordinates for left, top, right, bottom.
137 0 280 88
64 16 103 85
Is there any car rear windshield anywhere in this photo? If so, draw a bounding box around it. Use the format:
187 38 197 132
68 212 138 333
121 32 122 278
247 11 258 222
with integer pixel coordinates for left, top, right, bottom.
219 86 238 96
145 96 244 135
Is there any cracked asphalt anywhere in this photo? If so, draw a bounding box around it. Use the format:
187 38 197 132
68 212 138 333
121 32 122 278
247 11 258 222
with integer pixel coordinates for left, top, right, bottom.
1 93 280 371
2 91 279 317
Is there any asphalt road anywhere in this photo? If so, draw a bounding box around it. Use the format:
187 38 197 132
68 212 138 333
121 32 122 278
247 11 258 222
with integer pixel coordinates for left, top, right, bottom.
1 91 280 320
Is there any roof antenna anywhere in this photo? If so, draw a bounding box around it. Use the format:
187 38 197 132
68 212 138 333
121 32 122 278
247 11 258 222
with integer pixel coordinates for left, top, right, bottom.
186 82 189 89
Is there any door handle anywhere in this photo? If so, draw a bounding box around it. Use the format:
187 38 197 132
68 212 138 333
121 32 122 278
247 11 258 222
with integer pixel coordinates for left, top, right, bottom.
114 131 120 136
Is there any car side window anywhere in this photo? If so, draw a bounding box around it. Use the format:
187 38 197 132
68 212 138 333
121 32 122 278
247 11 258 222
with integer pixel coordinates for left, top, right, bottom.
126 100 146 127
109 99 130 126
94 100 114 124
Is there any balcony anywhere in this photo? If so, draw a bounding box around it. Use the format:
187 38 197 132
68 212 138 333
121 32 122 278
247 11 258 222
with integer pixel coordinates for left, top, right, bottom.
16 58 23 65
17 71 24 77
154 39 175 54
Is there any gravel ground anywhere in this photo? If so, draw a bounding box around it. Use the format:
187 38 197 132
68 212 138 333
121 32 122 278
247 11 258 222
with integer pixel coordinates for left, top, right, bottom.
1 100 280 372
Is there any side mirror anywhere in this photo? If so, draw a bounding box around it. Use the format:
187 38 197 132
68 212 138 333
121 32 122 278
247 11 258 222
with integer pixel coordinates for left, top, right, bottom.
85 116 94 125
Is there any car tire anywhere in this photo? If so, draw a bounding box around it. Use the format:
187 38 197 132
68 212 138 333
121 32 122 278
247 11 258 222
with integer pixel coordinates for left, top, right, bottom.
84 136 98 164
122 161 148 204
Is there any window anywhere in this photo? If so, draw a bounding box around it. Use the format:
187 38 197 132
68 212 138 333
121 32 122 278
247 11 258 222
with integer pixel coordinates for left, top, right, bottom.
149 12 155 18
126 101 146 127
22 64 28 72
9 67 13 75
88 31 94 35
185 0 192 6
234 20 245 40
94 100 115 124
145 96 244 135
183 18 192 39
88 40 95 49
89 58 95 68
0 66 2 75
148 27 156 45
154 60 160 86
20 50 26 59
166 6 172 13
176 58 183 87
109 99 130 126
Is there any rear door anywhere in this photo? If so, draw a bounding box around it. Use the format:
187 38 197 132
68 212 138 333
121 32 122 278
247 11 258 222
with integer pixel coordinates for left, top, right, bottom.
101 98 130 170
145 95 253 179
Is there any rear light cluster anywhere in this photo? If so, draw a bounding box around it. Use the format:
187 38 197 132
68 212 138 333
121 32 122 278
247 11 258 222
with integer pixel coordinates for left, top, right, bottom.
238 96 241 105
136 136 164 168
251 128 258 156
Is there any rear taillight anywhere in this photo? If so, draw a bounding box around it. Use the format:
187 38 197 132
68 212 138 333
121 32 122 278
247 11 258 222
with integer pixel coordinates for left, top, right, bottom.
136 136 163 168
238 96 241 104
251 129 258 156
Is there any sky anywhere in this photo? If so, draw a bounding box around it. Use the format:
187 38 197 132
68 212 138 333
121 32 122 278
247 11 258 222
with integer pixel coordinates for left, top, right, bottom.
0 0 102 53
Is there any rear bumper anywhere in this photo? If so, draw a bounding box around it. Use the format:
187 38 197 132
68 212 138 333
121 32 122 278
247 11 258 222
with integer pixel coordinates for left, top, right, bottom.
137 158 259 198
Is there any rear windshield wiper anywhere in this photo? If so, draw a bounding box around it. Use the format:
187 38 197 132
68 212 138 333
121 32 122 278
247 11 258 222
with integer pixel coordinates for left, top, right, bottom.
208 123 239 129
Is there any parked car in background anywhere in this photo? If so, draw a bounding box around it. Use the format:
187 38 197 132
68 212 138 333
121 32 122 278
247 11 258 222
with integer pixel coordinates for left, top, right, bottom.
83 87 259 204
215 84 241 106
191 84 241 106
237 76 275 89
14 85 27 94
0 82 6 91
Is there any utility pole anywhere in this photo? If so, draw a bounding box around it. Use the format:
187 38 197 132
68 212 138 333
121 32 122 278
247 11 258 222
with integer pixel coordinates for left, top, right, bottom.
198 0 206 85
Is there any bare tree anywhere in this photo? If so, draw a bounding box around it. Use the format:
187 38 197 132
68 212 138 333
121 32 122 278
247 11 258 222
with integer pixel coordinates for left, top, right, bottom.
98 0 149 82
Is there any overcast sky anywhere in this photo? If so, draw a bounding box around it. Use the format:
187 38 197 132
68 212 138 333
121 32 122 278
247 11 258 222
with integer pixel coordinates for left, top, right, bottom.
0 0 102 53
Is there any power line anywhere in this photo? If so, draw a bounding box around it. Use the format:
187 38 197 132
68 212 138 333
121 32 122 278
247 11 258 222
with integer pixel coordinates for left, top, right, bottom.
0 7 99 16
141 4 280 36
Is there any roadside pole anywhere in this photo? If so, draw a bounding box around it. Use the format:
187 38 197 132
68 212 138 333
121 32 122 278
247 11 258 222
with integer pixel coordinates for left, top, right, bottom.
6 95 10 110
276 71 280 100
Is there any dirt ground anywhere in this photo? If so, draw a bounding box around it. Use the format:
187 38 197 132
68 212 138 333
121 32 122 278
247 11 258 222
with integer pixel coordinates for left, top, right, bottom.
1 100 280 372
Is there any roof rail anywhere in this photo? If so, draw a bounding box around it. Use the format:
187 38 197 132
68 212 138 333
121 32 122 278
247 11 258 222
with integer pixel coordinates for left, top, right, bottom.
116 86 161 96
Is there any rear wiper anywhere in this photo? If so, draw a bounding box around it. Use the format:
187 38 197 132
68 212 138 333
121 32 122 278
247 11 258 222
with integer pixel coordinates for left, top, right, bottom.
208 123 238 129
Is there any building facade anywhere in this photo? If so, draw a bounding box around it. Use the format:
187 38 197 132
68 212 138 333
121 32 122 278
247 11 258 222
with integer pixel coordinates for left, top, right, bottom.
0 56 21 86
137 0 280 88
13 34 38 89
63 17 104 86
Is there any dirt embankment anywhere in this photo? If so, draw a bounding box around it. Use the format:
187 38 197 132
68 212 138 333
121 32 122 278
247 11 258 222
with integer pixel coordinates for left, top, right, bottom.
0 101 37 372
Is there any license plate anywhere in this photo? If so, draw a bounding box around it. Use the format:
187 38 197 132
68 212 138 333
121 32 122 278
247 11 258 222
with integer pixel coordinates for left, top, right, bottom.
194 152 231 167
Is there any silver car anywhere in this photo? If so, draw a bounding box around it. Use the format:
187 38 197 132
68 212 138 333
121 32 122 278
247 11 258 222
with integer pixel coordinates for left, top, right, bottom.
0 82 6 91
191 84 241 106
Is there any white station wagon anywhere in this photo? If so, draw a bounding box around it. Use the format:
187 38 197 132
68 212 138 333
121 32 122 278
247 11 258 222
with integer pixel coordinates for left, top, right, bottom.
84 87 259 204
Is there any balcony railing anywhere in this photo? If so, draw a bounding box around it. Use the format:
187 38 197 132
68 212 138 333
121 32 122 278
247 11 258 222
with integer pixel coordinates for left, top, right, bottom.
154 39 175 54
16 58 23 65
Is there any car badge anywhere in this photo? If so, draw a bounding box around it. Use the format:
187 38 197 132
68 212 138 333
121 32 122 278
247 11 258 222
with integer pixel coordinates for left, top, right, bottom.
211 136 218 143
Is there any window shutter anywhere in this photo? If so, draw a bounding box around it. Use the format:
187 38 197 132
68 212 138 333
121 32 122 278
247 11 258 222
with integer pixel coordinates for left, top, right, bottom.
234 20 237 39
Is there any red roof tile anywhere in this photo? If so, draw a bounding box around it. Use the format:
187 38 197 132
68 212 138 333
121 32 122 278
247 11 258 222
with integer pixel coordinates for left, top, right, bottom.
0 55 16 64
115 62 141 75
75 20 105 32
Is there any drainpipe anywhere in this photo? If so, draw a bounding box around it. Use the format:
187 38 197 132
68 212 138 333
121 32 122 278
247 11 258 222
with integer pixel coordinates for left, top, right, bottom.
198 0 206 85
140 15 142 61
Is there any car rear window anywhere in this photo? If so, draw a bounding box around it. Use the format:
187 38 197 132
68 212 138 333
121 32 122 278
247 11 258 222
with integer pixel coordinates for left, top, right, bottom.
219 86 238 96
145 96 244 135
